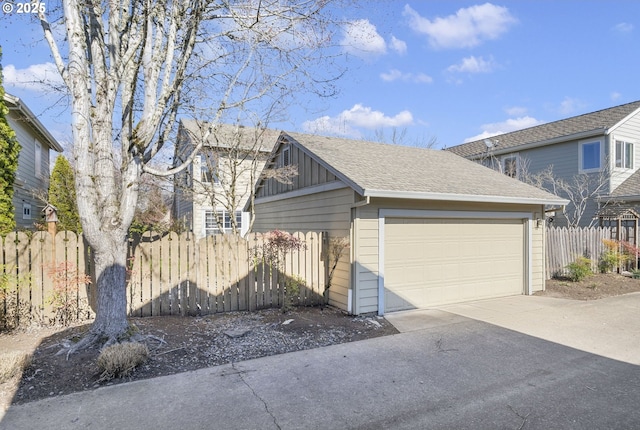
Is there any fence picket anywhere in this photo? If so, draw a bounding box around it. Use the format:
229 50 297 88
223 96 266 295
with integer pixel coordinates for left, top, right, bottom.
2 230 326 327
546 226 612 278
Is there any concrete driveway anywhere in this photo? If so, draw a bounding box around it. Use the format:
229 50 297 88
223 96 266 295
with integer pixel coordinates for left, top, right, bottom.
2 294 640 429
386 292 640 365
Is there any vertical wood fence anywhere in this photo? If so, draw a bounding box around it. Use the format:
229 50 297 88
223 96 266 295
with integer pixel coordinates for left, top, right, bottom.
1 231 326 329
545 226 612 278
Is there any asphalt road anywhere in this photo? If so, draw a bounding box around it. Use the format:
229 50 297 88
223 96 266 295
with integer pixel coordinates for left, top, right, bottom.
2 307 639 429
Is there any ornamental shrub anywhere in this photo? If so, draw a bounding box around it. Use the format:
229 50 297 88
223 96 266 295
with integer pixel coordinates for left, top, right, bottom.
566 256 592 282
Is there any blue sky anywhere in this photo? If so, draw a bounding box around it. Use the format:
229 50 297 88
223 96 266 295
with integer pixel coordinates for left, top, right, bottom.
2 1 640 152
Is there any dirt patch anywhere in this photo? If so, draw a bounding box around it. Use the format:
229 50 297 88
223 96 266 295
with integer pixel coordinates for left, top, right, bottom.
0 306 397 412
536 272 640 300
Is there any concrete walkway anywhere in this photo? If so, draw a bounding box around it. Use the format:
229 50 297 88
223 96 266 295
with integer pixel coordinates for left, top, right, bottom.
2 294 640 429
385 293 640 365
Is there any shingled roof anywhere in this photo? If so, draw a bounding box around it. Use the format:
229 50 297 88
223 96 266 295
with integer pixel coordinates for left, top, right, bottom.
281 132 567 206
611 170 640 199
180 120 279 152
447 100 640 159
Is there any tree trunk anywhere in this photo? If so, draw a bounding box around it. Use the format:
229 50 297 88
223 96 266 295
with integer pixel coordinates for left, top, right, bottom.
89 236 130 340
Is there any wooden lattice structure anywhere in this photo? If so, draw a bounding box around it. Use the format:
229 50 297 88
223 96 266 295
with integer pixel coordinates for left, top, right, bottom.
596 206 639 246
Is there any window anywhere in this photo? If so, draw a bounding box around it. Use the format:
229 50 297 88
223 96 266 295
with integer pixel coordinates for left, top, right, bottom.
23 203 31 220
580 140 602 172
501 155 519 178
282 146 290 167
200 154 218 183
204 210 242 235
615 140 634 169
35 140 42 179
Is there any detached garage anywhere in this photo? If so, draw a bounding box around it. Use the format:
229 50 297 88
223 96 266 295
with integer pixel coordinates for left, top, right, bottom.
250 132 568 315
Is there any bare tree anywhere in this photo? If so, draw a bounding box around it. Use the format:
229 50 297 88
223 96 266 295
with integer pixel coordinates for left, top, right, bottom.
523 163 611 227
175 121 284 236
370 127 439 148
36 0 343 351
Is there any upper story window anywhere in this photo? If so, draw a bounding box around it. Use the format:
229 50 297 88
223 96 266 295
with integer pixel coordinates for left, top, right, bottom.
501 155 519 178
579 140 602 172
615 140 634 169
200 153 218 184
282 146 290 167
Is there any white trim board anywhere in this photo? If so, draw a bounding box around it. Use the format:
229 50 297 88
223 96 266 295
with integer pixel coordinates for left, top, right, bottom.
377 209 533 316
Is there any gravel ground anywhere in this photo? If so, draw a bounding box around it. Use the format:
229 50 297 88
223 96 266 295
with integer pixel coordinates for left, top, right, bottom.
0 306 397 410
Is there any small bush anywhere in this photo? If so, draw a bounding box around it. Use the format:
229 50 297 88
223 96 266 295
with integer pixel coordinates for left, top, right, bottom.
97 342 149 381
566 257 593 282
598 250 620 273
0 351 32 383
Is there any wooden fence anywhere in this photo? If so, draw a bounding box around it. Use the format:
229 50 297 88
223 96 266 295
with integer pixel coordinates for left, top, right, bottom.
545 226 612 278
1 231 326 329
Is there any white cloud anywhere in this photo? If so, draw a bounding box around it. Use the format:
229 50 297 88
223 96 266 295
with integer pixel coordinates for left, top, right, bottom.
403 3 517 49
613 22 633 33
611 92 622 101
464 116 542 142
556 97 587 115
341 19 387 59
505 106 528 116
380 69 433 83
447 56 496 73
302 104 414 138
389 35 407 54
3 62 64 92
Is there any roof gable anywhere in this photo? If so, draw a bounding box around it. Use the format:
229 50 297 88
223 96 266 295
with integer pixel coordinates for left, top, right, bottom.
267 132 567 206
447 100 640 158
179 120 279 152
4 93 63 152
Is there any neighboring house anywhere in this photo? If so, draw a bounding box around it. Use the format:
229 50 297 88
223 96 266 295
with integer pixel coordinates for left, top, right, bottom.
249 132 566 315
172 121 280 239
446 100 640 237
4 93 63 229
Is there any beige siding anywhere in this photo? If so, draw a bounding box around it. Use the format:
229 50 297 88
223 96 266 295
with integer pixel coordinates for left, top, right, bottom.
353 199 545 315
7 115 51 229
253 186 355 311
172 126 267 239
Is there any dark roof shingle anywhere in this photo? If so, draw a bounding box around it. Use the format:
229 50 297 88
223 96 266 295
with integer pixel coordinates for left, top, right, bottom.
447 100 640 158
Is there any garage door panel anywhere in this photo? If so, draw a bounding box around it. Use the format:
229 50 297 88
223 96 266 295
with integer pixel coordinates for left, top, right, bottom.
385 218 524 312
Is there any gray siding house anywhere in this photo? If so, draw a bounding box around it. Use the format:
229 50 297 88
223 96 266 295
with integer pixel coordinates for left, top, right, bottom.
5 94 63 229
172 121 279 238
251 132 566 315
447 100 640 233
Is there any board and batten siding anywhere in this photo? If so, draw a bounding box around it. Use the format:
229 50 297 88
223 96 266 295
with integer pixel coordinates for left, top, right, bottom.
353 198 546 315
7 115 51 229
252 186 356 311
257 142 337 199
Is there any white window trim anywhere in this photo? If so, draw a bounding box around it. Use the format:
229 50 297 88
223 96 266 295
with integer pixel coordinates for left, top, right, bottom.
500 154 520 178
23 203 32 220
613 138 635 170
578 139 604 173
203 209 242 235
282 145 290 167
35 140 43 179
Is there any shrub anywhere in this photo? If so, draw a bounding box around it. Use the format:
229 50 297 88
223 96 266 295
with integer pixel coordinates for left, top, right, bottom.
566 257 593 282
97 342 149 381
0 351 32 383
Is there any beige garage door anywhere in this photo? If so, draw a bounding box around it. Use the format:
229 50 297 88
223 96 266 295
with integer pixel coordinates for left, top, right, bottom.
384 218 525 313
